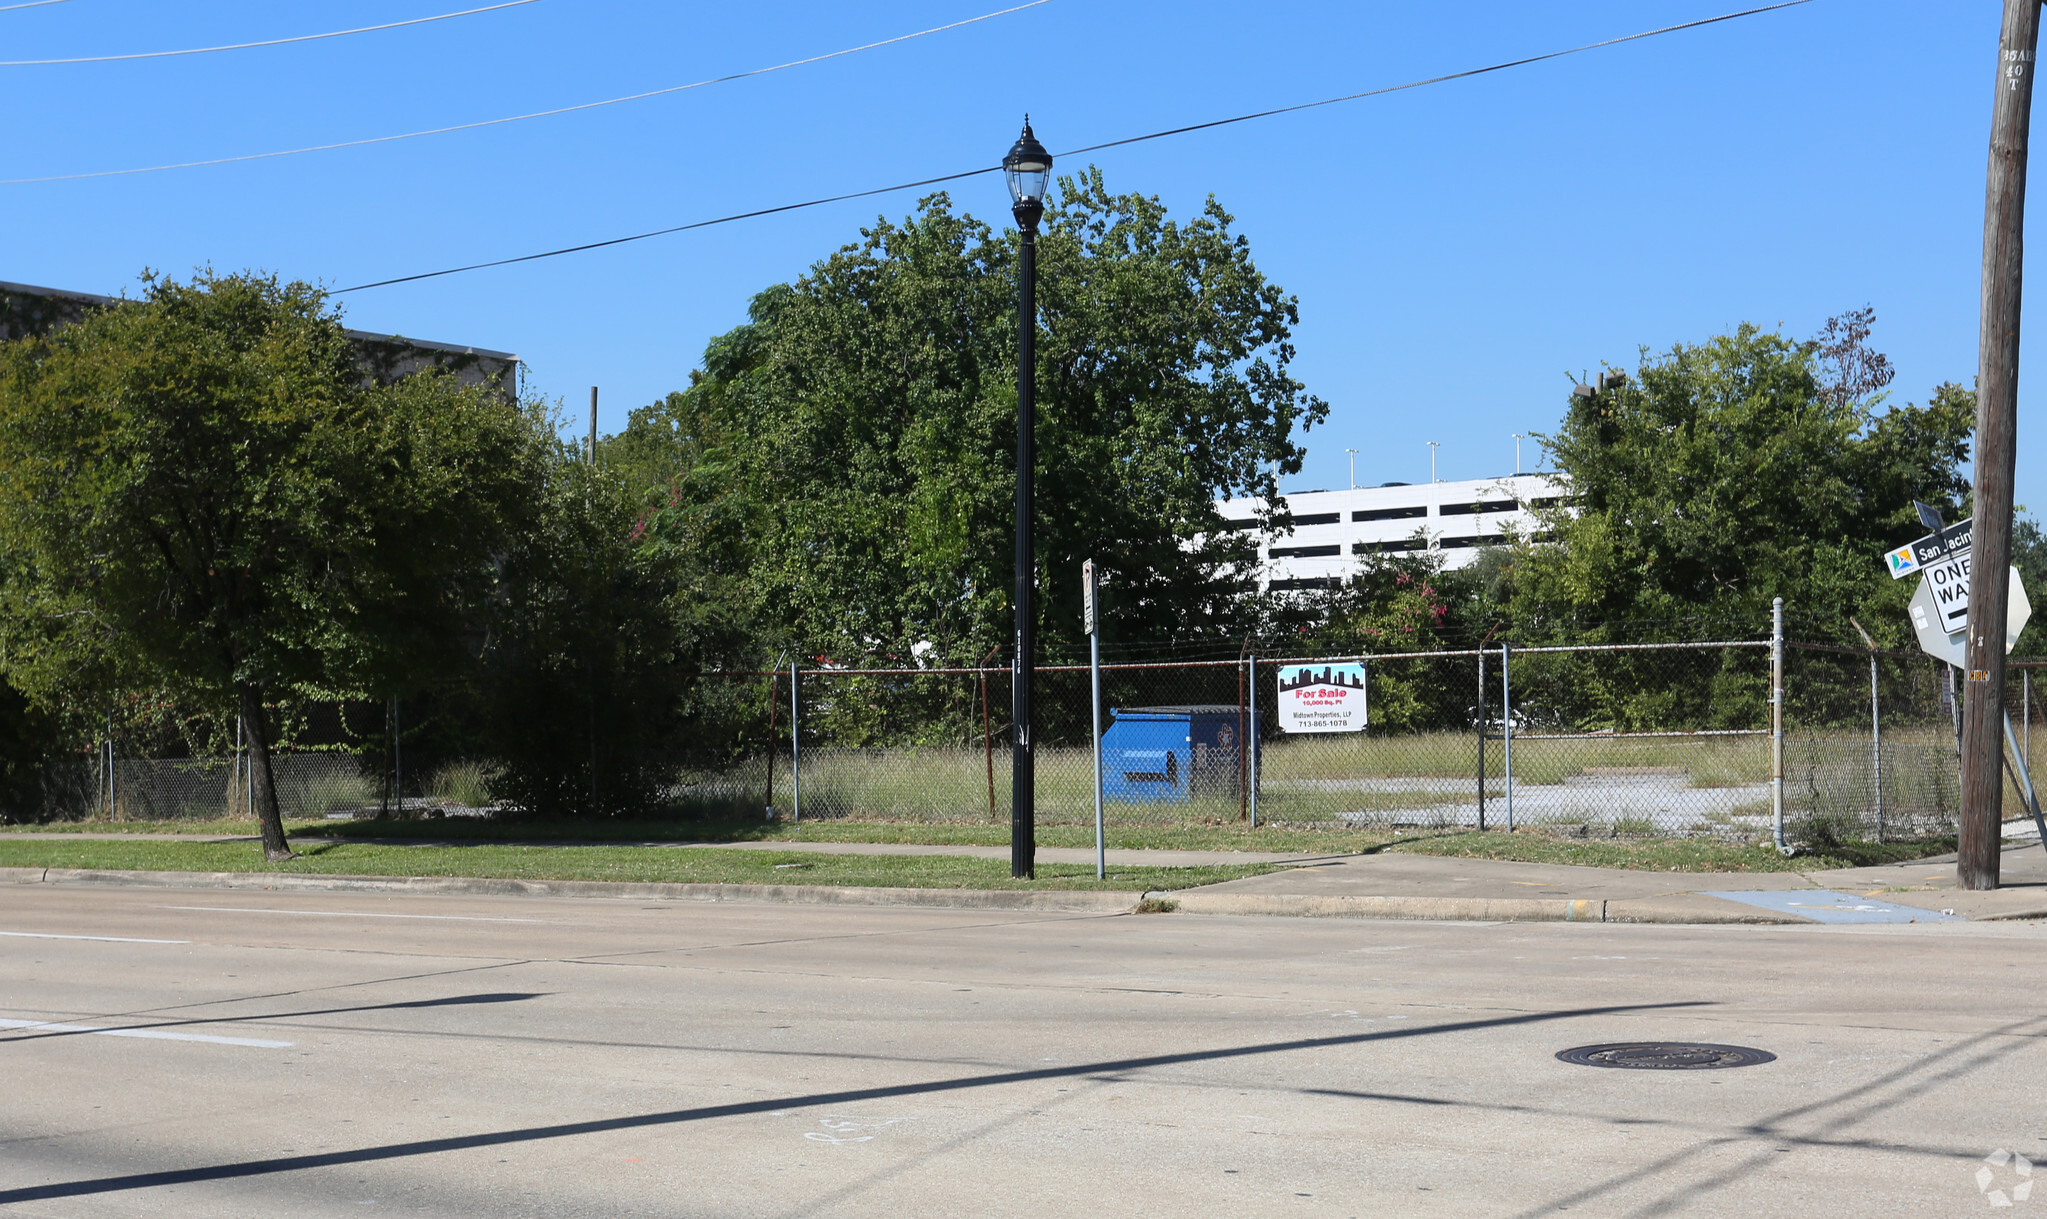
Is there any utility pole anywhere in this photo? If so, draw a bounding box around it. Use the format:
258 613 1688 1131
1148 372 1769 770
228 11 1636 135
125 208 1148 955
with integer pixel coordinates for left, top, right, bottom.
1961 0 2043 891
588 386 598 465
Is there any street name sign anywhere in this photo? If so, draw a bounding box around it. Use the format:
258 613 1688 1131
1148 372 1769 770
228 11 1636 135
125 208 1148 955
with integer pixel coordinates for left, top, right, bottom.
1885 517 1973 580
1907 565 2030 667
1277 662 1367 733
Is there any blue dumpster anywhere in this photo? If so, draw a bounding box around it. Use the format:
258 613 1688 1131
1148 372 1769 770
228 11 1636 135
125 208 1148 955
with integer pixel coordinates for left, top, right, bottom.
1102 704 1262 804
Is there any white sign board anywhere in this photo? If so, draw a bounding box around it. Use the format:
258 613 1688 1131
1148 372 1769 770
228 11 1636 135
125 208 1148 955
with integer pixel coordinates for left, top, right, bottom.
1908 565 2031 666
1921 552 1972 634
1278 663 1367 733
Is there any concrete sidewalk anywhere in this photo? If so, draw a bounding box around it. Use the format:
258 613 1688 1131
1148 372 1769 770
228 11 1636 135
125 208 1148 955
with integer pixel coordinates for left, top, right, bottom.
1167 840 2047 924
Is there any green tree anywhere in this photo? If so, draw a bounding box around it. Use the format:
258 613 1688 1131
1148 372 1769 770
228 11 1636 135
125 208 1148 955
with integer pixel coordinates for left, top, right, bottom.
1517 321 1973 645
0 272 534 857
622 172 1326 665
469 438 753 816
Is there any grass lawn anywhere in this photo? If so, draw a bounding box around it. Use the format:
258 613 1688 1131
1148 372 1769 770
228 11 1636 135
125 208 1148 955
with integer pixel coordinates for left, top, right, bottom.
0 837 1268 892
0 813 1958 874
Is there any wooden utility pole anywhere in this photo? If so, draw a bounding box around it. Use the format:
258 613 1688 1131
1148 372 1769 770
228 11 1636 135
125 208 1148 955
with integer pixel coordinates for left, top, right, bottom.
1961 0 2044 891
588 386 598 465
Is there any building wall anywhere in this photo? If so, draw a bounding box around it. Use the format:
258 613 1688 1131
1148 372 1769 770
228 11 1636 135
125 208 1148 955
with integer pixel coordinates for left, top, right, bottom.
1216 473 1569 591
0 280 519 402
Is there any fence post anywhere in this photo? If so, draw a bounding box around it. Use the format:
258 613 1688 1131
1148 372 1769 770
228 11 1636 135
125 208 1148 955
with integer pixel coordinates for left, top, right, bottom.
1850 618 1883 842
1476 649 1488 832
1248 654 1260 829
1237 658 1248 821
102 712 113 820
393 696 403 815
1870 650 1884 842
1500 643 1513 832
1771 597 1789 855
764 669 777 817
789 659 801 824
982 663 995 820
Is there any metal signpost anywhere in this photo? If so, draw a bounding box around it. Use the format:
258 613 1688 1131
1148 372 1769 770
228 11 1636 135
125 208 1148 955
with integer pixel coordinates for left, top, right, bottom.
1083 560 1104 880
1887 519 2044 845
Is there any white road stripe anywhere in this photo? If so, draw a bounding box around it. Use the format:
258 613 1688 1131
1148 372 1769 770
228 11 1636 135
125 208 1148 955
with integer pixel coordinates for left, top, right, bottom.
160 905 543 923
0 931 188 944
0 1017 291 1048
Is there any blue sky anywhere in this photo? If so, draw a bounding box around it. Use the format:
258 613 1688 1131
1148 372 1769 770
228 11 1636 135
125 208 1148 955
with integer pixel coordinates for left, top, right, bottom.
0 1 2028 518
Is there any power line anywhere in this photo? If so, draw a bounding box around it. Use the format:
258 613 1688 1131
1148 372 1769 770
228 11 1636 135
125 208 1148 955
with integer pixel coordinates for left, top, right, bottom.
0 0 73 12
0 0 539 66
334 0 1814 295
0 0 1050 184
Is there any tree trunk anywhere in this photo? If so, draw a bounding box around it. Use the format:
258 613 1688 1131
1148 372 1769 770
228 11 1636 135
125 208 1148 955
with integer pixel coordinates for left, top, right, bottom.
237 683 294 861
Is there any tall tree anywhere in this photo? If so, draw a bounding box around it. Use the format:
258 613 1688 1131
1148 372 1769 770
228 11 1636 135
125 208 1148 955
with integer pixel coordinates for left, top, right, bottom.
0 272 535 857
1517 318 1974 643
625 172 1326 662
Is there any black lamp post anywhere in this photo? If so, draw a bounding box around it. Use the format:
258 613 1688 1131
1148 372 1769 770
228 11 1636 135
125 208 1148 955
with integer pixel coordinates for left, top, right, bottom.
1004 117 1051 880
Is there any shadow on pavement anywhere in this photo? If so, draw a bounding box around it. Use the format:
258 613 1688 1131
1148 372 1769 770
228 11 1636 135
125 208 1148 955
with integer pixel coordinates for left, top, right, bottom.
0 999 1706 1204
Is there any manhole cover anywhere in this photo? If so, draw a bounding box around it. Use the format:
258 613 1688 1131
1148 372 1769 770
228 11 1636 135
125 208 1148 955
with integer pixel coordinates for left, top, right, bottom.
1557 1042 1776 1070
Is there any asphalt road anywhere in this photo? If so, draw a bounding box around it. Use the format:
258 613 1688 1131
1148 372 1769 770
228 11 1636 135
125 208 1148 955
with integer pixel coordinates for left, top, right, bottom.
2 884 2044 1217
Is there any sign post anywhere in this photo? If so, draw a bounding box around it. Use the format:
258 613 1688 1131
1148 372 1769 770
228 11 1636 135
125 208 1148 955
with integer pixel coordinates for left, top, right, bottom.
1886 523 2041 852
1083 560 1104 880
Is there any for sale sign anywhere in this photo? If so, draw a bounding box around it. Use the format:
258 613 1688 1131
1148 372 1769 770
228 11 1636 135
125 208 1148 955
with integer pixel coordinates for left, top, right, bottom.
1277 662 1367 733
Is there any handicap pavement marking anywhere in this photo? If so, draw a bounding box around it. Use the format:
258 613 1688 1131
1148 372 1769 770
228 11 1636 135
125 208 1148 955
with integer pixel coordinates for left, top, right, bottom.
1698 889 1963 924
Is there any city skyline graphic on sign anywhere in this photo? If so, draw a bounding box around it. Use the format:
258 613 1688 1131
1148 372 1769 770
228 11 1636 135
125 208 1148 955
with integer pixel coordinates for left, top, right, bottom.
1278 665 1365 693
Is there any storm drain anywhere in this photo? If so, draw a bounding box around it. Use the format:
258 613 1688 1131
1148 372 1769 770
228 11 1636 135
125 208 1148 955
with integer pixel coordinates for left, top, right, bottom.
1556 1042 1776 1070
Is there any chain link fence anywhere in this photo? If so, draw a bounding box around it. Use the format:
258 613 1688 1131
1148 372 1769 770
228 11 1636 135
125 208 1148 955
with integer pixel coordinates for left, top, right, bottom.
45 636 2047 842
667 639 2043 843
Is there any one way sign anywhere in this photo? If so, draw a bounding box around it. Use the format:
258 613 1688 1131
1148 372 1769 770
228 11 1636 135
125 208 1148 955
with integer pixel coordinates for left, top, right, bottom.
1920 552 1972 634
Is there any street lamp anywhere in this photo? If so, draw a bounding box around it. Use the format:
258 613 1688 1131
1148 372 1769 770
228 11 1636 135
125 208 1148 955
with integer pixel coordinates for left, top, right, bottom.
1427 441 1440 483
1511 434 1524 474
1005 117 1051 880
1346 448 1359 489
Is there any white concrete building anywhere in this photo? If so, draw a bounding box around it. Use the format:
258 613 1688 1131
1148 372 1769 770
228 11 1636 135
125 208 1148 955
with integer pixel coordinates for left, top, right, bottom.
1215 473 1569 591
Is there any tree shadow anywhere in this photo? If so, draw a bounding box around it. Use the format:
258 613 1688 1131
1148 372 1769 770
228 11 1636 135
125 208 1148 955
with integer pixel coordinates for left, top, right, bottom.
0 999 1704 1204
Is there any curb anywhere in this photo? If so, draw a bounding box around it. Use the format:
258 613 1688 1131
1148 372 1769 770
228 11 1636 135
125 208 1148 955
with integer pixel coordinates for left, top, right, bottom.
1169 892 1809 925
0 867 1813 924
0 867 1142 914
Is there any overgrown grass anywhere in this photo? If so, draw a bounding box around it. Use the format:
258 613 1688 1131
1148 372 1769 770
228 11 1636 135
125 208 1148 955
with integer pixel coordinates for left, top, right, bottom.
0 838 1264 892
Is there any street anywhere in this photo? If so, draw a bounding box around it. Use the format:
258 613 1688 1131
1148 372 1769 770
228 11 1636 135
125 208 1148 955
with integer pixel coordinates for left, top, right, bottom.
1 883 2043 1217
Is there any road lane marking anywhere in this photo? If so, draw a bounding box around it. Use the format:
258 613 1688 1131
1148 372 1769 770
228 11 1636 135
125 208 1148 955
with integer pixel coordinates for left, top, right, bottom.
0 931 188 944
0 1017 292 1048
160 905 543 923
